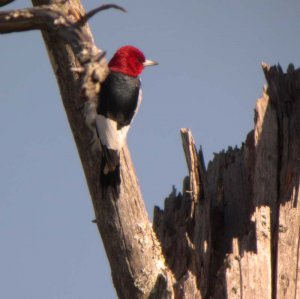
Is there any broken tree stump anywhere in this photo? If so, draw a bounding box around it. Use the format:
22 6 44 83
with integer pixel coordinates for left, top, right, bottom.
154 63 300 299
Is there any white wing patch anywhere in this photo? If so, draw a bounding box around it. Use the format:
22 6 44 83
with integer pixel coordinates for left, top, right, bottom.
96 115 129 151
95 85 142 151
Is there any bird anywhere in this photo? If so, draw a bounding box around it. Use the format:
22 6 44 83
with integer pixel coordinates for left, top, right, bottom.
96 45 158 193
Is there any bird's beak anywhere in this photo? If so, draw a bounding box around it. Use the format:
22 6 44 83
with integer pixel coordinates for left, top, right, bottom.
143 59 159 67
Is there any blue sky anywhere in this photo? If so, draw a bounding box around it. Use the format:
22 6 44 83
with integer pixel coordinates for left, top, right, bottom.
0 1 299 298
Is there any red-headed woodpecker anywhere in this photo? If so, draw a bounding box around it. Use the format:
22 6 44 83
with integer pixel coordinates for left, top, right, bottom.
96 45 158 191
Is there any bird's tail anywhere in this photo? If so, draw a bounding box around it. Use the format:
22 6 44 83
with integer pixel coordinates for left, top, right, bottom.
101 146 121 196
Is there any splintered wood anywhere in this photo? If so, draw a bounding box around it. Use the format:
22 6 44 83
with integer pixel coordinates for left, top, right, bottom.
181 128 200 204
206 64 300 299
2 1 300 296
157 64 300 299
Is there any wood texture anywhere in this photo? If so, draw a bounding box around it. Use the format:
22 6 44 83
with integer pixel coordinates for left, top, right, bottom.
2 1 300 298
153 129 211 298
154 64 300 299
264 64 300 299
30 1 169 297
1 1 172 298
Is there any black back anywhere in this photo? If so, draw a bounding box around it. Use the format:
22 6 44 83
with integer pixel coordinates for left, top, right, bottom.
97 72 141 128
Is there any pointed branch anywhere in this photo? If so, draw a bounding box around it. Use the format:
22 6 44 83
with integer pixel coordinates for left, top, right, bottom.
75 4 126 27
180 128 200 203
0 3 126 35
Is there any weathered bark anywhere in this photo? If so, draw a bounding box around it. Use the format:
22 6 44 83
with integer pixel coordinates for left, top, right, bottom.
154 63 300 299
30 1 171 298
2 1 300 298
1 1 172 298
153 129 211 298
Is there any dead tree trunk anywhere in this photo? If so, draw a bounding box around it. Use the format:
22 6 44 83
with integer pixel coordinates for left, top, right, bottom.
1 1 300 298
154 63 300 298
0 1 172 298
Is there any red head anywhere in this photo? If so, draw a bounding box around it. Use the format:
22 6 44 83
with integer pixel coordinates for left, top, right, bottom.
108 45 158 77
